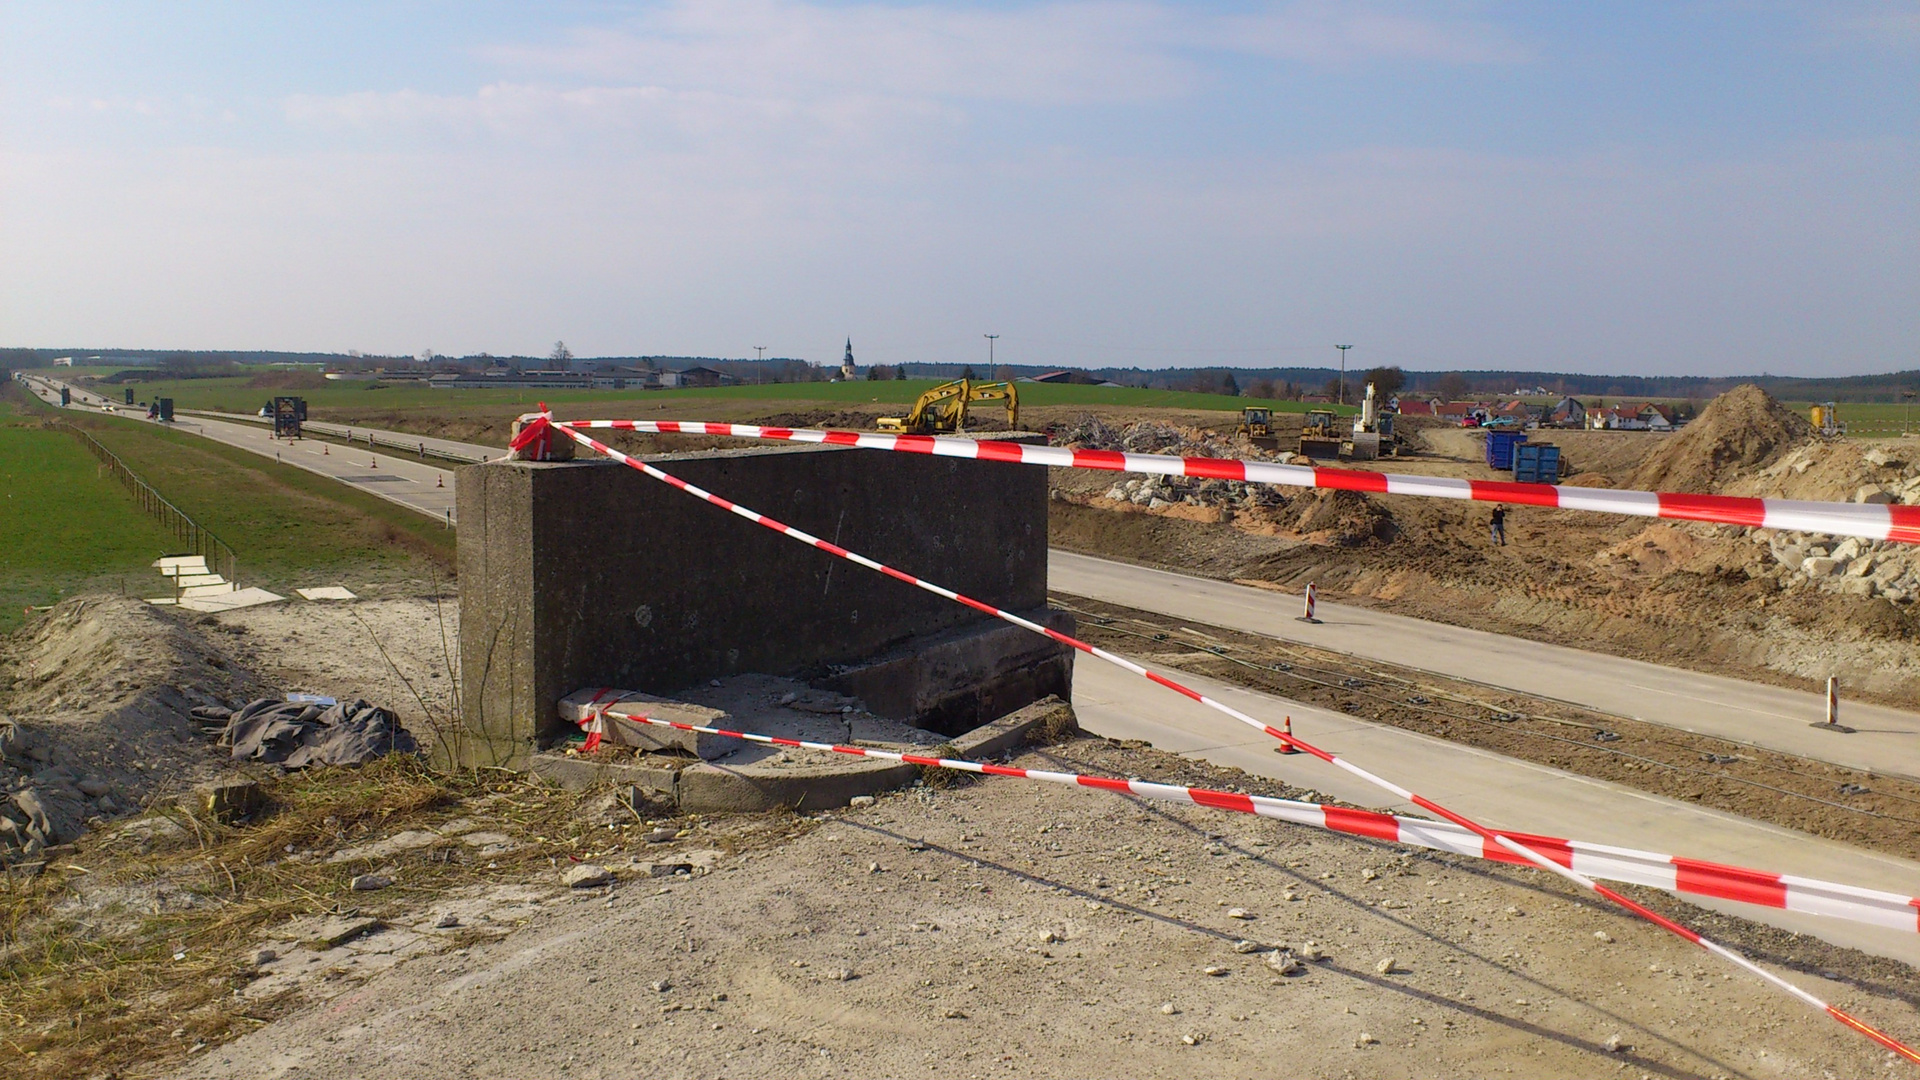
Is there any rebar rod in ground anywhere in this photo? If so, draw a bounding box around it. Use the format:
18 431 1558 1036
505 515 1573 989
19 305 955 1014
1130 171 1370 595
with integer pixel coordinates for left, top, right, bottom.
546 417 1920 1064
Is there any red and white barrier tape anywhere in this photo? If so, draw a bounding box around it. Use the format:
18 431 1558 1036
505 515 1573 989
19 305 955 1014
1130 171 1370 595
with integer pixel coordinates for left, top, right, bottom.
559 418 1920 544
575 701 1920 936
542 414 1920 1063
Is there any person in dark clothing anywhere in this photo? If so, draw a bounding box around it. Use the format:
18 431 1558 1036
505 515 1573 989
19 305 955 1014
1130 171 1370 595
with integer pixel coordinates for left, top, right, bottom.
1490 506 1507 546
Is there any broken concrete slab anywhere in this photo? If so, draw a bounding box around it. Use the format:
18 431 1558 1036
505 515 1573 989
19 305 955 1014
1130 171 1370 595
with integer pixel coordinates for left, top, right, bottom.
535 698 1078 813
296 586 359 601
172 587 287 614
556 690 737 760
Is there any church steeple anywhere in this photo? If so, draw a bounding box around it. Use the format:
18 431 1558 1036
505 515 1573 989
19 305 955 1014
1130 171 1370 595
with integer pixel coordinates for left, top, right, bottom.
840 338 856 380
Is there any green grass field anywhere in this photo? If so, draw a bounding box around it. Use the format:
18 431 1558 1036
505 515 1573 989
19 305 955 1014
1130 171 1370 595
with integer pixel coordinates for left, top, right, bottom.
77 417 455 584
3 383 453 629
0 389 181 631
36 370 1352 418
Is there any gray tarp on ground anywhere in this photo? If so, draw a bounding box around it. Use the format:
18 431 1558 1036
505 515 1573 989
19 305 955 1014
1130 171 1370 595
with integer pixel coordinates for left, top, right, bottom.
215 698 418 767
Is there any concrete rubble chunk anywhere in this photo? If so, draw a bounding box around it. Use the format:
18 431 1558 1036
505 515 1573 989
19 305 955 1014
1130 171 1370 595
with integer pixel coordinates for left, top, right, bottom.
185 777 264 824
565 863 614 888
1855 485 1894 505
1375 956 1400 975
350 873 393 892
557 690 738 761
1802 557 1840 577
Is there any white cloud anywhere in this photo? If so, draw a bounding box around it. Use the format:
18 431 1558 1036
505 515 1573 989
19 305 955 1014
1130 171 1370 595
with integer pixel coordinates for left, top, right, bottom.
474 0 1527 107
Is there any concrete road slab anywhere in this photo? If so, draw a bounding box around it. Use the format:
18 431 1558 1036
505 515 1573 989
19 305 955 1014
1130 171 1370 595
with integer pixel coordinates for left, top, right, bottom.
1052 550 1920 782
1072 654 1920 966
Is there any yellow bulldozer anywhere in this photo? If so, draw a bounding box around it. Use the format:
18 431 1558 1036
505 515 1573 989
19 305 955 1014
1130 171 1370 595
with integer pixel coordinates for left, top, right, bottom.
1298 408 1343 459
1235 406 1279 450
876 379 1019 435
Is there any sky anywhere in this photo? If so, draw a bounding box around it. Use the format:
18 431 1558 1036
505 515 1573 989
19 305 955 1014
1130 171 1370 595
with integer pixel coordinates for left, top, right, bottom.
2 2 1915 376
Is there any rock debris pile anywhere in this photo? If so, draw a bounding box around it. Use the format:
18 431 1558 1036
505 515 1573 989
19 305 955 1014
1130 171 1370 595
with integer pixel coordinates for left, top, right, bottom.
1758 530 1920 604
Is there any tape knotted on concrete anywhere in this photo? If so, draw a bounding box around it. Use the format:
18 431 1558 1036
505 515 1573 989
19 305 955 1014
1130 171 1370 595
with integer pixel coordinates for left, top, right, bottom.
508 405 574 462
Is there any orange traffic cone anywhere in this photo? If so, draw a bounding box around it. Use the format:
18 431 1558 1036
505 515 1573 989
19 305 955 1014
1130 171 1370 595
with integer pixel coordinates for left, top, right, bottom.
1277 715 1302 754
436 473 443 488
323 444 328 455
370 457 377 469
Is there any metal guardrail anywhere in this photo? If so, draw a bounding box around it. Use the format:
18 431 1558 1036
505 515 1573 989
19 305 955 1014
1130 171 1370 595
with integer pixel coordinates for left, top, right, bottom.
60 423 239 585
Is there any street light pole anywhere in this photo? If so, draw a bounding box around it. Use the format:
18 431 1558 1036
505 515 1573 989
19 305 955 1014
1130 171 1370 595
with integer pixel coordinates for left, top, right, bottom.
754 346 766 385
1335 344 1352 405
985 334 999 372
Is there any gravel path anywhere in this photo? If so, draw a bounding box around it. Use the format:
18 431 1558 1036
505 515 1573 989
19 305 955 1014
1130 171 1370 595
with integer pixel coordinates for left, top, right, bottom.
170 740 1910 1080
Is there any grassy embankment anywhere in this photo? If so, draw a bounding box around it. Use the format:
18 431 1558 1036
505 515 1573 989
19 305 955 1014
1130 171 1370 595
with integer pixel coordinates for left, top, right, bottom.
0 387 180 632
4 385 453 625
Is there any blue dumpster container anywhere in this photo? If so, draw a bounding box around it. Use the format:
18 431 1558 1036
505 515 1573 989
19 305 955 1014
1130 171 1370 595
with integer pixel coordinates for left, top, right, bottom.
1484 430 1528 470
1512 442 1561 483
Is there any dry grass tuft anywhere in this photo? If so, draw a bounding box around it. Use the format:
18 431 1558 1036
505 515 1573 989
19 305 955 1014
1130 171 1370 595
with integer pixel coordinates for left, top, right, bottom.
0 758 624 1079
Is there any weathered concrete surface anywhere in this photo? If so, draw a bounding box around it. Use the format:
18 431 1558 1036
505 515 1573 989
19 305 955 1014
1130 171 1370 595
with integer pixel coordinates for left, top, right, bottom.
530 696 1076 812
456 438 1065 767
820 611 1074 736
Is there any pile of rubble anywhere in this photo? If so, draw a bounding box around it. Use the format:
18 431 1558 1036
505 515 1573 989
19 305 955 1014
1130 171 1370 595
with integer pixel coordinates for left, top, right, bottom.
1754 443 1920 506
1101 475 1290 513
1052 416 1293 462
1759 530 1920 604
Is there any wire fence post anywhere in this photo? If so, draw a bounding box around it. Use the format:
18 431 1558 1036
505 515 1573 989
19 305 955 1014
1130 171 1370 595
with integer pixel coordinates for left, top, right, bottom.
58 422 239 586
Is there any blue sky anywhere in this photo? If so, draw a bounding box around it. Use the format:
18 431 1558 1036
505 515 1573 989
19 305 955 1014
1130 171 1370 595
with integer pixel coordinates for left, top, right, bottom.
2 2 1915 375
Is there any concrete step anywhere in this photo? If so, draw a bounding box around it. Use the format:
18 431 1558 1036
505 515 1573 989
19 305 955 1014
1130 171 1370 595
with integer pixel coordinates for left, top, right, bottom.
174 573 228 588
153 555 209 576
179 582 238 598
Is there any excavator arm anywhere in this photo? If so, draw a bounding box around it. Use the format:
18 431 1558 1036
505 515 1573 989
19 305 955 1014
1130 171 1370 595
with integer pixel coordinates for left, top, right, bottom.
876 379 1019 434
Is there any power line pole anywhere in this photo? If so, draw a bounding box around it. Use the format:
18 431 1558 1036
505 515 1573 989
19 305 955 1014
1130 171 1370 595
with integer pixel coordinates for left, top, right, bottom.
1336 344 1352 405
754 346 766 384
985 334 999 372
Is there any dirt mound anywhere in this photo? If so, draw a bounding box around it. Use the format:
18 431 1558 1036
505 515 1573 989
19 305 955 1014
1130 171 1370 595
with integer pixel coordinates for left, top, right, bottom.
1628 384 1812 493
0 597 260 860
1288 488 1392 544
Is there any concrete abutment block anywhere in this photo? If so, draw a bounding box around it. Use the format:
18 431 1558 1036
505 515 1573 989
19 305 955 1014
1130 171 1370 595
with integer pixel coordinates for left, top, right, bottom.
456 436 1072 768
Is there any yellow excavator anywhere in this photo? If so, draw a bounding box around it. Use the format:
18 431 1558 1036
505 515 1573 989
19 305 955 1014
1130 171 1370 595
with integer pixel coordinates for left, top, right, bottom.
876 379 1019 434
